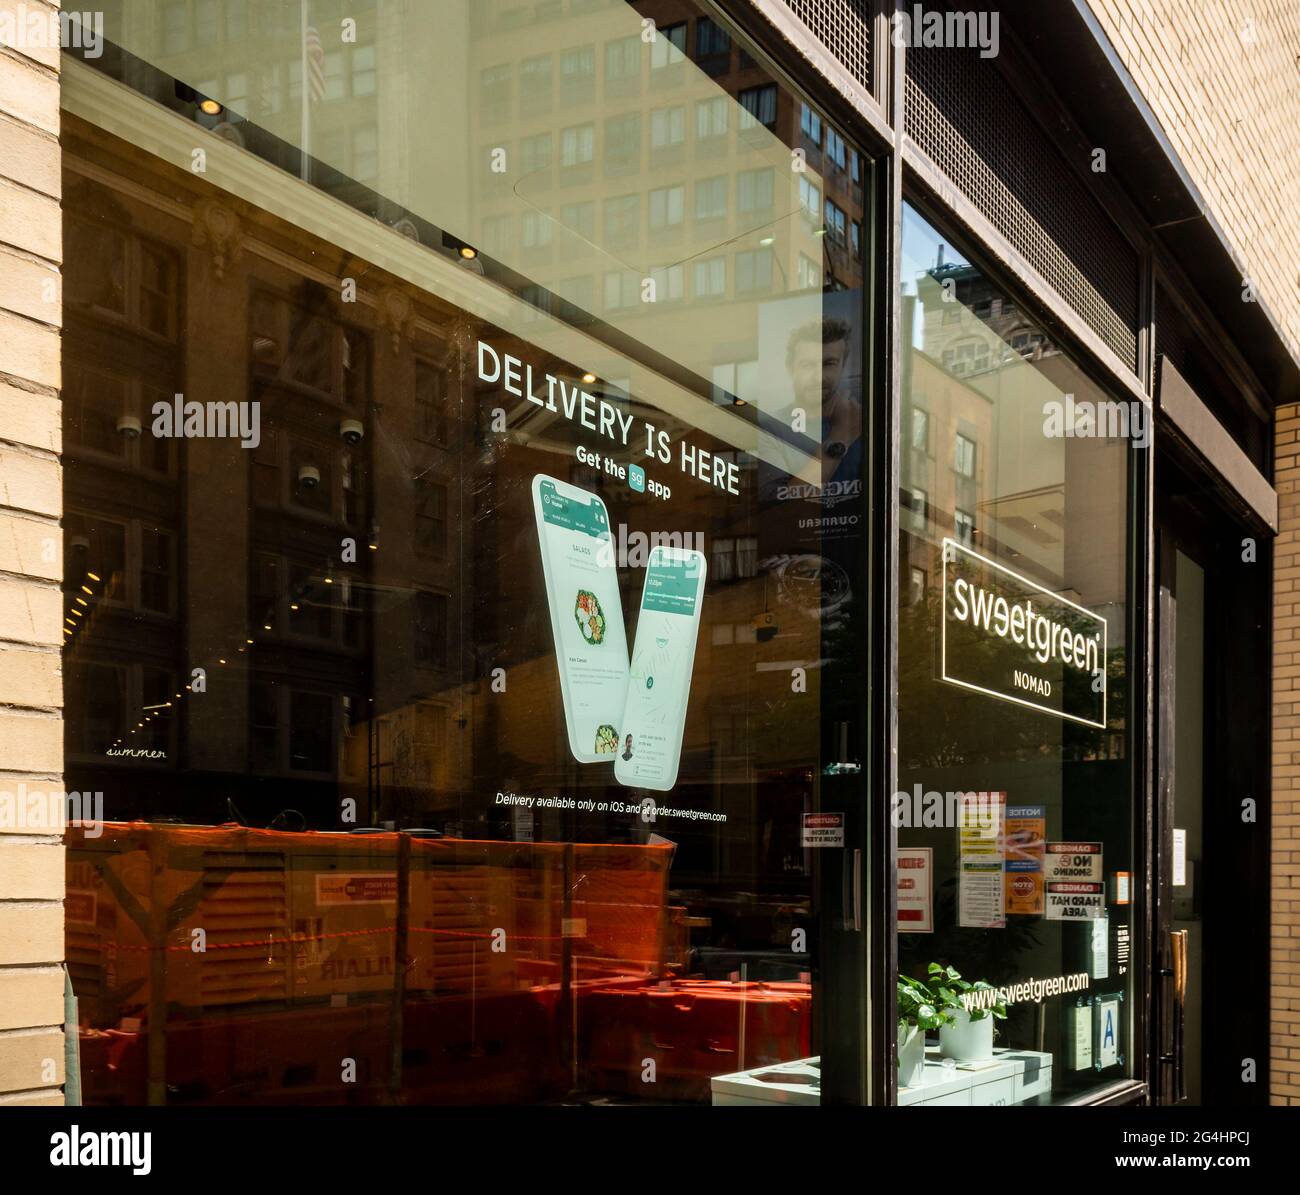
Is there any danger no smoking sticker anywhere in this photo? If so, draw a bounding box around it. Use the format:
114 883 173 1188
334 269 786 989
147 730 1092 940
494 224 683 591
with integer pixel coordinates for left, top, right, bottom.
1044 842 1102 883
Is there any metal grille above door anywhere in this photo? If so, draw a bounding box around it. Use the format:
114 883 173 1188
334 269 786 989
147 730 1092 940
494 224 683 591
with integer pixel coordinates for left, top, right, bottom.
905 41 1140 374
778 0 874 91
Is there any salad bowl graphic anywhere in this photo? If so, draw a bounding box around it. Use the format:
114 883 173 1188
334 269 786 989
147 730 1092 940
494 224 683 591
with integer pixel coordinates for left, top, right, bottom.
574 589 607 645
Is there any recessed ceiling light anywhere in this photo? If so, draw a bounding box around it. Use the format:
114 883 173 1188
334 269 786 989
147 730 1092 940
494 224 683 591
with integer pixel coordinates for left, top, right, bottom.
199 98 223 116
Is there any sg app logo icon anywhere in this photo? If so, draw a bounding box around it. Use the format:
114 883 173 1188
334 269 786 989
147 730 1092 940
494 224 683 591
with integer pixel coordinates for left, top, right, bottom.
627 464 646 493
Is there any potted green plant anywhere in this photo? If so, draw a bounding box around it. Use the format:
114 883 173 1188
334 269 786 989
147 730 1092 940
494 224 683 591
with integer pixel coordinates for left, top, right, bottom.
934 965 1007 1063
897 965 961 1087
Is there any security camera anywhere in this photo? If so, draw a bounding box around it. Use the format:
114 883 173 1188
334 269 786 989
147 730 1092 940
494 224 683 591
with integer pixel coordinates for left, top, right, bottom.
752 611 779 643
339 419 364 446
297 464 321 491
116 415 142 440
70 535 90 554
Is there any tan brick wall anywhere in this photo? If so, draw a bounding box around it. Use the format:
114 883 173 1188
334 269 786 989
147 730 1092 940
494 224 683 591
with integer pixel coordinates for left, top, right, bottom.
1274 404 1300 1104
0 0 64 1106
1086 1 1300 361
1087 1 1300 1109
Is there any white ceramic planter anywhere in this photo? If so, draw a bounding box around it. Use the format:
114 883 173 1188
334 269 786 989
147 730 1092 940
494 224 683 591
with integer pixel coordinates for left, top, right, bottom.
940 1009 994 1062
898 1024 926 1087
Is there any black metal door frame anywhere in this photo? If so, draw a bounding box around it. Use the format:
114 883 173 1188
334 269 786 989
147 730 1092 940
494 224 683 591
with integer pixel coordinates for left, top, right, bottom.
1153 447 1272 1106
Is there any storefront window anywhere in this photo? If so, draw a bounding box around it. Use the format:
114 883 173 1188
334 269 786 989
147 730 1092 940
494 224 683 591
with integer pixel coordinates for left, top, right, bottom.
896 204 1134 1105
63 0 871 1106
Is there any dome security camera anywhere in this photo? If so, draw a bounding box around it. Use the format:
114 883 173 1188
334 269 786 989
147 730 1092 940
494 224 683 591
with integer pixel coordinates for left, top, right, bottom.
70 535 90 553
339 419 364 446
297 464 321 491
116 414 142 440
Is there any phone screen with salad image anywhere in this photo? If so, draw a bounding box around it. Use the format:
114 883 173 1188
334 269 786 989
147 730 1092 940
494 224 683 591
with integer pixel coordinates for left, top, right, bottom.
615 546 707 792
531 474 629 763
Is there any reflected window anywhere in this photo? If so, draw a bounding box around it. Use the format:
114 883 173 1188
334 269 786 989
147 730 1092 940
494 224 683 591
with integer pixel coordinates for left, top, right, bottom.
648 185 685 230
954 432 976 478
559 123 595 166
695 175 727 220
738 84 777 129
651 22 687 68
695 96 728 140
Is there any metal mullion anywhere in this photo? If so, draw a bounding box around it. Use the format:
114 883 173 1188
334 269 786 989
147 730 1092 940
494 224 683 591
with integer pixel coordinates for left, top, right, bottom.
869 7 905 1109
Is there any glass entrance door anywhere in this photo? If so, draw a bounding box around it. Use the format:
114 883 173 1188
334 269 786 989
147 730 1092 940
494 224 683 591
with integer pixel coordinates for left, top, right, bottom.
1154 450 1271 1108
1157 540 1206 1103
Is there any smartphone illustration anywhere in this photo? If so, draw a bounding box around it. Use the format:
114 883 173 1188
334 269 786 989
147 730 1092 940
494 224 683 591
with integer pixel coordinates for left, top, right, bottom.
531 474 629 763
615 546 707 792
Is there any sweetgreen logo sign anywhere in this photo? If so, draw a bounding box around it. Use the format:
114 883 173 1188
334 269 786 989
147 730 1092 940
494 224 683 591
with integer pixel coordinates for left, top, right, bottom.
941 539 1106 728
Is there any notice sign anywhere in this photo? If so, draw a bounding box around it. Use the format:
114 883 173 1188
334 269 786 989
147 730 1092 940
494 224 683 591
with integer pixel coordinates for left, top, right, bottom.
1067 1003 1093 1071
958 792 1005 929
1004 804 1046 915
316 874 398 905
1045 842 1103 884
1046 881 1104 920
1095 996 1121 1068
897 847 933 933
802 812 844 848
941 538 1107 728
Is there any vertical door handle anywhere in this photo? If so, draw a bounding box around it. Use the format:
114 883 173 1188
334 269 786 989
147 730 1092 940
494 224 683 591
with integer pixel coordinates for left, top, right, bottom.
841 847 862 932
1170 929 1188 1102
853 848 862 932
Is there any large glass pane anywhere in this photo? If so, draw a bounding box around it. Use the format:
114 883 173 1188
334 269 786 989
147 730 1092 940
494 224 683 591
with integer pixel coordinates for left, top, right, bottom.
61 0 872 1107
896 204 1134 1106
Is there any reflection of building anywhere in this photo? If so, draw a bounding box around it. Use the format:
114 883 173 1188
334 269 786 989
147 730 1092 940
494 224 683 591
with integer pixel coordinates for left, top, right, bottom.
57 104 837 905
467 0 866 399
902 253 1125 602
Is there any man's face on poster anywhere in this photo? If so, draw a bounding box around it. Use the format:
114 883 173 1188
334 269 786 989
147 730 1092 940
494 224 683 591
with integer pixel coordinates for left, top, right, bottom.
791 336 849 408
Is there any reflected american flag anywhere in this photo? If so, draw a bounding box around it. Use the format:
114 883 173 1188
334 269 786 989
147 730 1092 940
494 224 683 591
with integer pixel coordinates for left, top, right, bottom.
305 24 326 103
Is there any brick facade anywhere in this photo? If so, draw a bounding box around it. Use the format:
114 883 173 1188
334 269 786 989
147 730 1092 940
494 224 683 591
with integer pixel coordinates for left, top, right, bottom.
1274 406 1300 1104
1085 1 1300 362
0 0 64 1106
1083 0 1300 1108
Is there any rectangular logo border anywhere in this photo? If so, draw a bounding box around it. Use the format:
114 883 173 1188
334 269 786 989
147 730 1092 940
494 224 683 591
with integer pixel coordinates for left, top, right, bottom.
940 537 1108 730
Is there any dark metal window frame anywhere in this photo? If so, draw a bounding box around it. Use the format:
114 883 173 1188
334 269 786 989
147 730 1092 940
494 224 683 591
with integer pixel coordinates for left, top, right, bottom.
726 0 1163 1107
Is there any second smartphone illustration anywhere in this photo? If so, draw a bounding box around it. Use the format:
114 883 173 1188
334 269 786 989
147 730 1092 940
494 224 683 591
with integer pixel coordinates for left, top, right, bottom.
614 544 708 792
